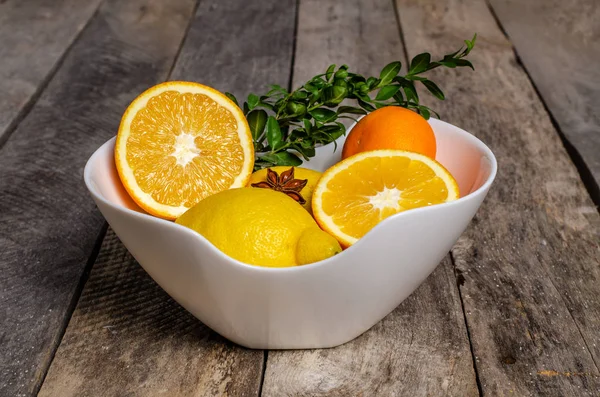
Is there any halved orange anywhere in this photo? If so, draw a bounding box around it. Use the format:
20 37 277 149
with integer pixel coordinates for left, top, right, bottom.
115 81 254 220
312 150 459 247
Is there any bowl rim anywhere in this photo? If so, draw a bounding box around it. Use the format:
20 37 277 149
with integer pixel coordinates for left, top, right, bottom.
84 118 497 273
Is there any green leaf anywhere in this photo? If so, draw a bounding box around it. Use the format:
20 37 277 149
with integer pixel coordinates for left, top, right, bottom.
408 53 431 74
286 101 307 117
301 145 316 158
334 68 348 79
378 61 402 86
445 48 462 59
291 143 315 160
454 59 474 70
266 116 283 150
417 106 431 120
243 102 250 115
303 82 320 98
433 60 457 68
402 82 419 103
337 115 360 122
421 80 445 100
316 122 346 144
259 151 302 166
247 93 259 110
300 139 314 148
393 90 404 104
355 92 372 102
303 119 312 133
366 77 379 89
403 75 426 81
357 98 376 112
291 90 308 100
247 109 268 141
326 64 336 81
308 90 322 106
375 85 400 101
225 92 238 106
309 108 337 122
268 84 288 94
324 83 347 106
429 108 441 119
337 106 367 115
350 75 367 84
309 77 327 89
463 33 477 56
257 101 274 110
353 82 369 95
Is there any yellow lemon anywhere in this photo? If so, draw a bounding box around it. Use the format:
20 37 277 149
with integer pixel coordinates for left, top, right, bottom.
176 188 341 267
247 166 322 213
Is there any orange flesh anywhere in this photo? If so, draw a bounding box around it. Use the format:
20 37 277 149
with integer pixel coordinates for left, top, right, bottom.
321 156 450 239
125 91 245 208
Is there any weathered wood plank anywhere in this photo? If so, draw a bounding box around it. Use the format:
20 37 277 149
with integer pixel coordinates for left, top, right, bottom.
39 231 263 397
0 1 197 396
488 0 600 198
0 0 103 145
261 1 478 395
171 0 296 99
39 0 297 395
396 0 600 395
263 258 478 396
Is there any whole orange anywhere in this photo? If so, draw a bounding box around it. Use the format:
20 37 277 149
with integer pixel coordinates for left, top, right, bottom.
342 106 436 159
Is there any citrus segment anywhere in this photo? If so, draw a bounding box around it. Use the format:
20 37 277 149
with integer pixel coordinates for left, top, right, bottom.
115 81 254 220
312 150 459 247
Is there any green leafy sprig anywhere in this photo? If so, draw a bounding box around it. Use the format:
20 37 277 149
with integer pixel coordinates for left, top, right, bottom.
227 34 477 170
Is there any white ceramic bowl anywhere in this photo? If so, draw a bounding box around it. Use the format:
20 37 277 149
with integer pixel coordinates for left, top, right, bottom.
84 118 497 349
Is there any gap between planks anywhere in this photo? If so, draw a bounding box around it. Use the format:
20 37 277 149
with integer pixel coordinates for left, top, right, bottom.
396 0 600 394
483 0 600 209
38 0 297 395
0 0 199 395
483 0 600 373
33 223 108 396
0 0 104 149
35 0 202 387
261 1 478 395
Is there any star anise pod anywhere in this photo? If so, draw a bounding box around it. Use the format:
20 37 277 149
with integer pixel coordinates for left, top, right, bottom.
251 167 308 204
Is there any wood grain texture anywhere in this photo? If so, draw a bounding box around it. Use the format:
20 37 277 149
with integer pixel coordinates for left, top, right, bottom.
171 0 296 99
39 231 263 397
263 259 478 396
396 0 600 395
0 0 103 145
262 1 478 395
0 1 196 396
39 0 297 395
488 0 600 194
290 0 404 84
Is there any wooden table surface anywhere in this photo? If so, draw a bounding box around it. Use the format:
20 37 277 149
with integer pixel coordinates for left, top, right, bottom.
1 0 599 396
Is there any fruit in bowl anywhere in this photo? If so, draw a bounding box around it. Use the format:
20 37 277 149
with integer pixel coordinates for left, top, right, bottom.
175 187 341 267
84 115 496 349
247 166 322 213
83 36 497 348
313 149 459 248
342 106 437 159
